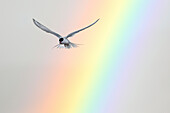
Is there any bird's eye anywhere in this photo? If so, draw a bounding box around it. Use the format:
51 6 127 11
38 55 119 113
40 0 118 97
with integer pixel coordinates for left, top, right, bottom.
59 38 64 41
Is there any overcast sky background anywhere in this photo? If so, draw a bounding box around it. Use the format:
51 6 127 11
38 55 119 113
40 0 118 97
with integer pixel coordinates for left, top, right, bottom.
0 0 170 113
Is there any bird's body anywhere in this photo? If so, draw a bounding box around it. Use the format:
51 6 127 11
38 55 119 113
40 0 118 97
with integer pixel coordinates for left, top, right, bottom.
54 37 78 49
33 18 99 49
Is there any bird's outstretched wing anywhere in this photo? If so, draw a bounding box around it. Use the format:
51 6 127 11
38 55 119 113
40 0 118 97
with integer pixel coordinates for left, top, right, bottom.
66 19 100 38
33 19 62 38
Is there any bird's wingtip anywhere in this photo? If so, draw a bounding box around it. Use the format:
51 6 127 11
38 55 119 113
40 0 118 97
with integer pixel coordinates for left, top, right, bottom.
32 18 37 24
96 18 100 22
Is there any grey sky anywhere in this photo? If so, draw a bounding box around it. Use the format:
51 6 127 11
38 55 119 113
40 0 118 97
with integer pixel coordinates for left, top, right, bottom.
0 0 170 113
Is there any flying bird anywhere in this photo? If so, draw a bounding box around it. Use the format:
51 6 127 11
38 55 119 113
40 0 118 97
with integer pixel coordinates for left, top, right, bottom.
33 18 99 49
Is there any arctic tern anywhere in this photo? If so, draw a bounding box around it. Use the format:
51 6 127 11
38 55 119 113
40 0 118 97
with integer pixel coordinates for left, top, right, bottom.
33 18 99 49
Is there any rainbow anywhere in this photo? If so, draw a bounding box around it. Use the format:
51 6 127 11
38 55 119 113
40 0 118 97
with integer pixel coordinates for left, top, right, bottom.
30 0 158 113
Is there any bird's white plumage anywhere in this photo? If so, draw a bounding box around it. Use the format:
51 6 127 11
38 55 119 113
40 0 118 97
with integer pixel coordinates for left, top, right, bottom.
33 18 99 49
